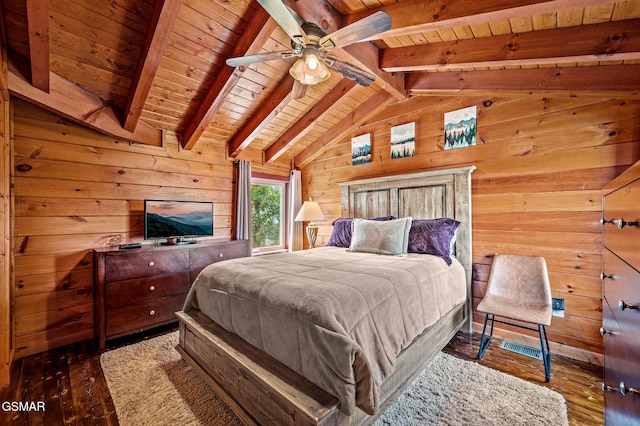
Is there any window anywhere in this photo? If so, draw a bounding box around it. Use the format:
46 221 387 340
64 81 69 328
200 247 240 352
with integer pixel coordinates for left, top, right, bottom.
251 178 287 253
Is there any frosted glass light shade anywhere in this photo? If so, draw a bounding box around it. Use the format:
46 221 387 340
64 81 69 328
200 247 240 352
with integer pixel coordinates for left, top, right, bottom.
289 53 331 86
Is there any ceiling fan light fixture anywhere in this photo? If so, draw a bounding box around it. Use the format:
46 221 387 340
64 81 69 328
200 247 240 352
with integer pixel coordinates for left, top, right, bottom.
228 5 392 93
289 50 331 85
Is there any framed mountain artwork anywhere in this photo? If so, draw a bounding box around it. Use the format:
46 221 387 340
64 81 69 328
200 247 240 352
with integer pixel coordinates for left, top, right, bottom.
444 106 477 150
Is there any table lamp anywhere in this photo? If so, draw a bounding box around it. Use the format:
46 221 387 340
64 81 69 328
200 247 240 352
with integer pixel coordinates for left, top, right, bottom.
294 199 325 249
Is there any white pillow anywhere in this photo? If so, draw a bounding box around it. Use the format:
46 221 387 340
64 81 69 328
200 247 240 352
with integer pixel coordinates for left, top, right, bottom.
348 217 413 255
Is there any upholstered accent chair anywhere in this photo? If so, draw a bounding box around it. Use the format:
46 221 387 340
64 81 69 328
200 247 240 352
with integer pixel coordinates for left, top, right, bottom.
477 254 553 381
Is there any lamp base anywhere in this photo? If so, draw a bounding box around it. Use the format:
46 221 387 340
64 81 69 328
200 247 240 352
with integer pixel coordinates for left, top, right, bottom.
306 224 318 249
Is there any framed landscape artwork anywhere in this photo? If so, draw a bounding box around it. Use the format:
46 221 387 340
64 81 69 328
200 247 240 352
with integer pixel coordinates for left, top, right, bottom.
390 122 415 159
444 106 477 150
352 133 372 165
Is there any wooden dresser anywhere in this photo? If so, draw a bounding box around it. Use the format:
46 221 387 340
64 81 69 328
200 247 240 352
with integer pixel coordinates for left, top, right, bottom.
601 160 640 425
94 240 250 351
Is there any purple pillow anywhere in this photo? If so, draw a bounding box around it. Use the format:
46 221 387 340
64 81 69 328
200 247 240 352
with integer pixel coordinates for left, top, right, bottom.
327 216 396 248
407 218 460 265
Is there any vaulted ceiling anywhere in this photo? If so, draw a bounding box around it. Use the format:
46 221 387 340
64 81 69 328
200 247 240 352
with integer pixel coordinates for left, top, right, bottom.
2 0 639 170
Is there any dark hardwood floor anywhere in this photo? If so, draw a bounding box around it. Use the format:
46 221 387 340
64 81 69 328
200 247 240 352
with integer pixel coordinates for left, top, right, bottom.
1 328 604 425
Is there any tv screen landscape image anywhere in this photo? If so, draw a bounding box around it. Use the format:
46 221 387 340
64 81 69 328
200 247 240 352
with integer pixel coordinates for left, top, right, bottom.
144 200 214 240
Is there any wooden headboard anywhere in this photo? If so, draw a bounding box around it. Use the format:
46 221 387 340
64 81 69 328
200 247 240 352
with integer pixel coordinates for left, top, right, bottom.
337 165 476 332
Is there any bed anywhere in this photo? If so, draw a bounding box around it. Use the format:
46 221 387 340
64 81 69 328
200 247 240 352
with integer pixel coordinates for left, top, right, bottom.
175 165 475 425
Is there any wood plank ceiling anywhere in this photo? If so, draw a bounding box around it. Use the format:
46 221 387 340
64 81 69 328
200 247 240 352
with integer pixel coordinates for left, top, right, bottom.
2 0 639 170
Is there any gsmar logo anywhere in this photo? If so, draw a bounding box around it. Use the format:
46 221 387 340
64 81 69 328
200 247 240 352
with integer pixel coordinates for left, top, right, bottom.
1 401 46 411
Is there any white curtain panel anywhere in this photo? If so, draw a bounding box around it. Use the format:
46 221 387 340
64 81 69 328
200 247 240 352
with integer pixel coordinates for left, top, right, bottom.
288 169 303 251
235 160 252 243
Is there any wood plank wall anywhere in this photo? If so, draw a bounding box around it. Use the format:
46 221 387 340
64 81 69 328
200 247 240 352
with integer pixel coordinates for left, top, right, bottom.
300 95 640 357
0 69 12 385
10 100 235 358
7 94 640 361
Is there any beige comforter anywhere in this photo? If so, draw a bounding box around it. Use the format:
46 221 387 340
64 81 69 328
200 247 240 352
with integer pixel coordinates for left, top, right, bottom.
182 246 466 415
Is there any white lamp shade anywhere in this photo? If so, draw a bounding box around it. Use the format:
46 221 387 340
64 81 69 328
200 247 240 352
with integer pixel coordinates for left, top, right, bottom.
294 201 325 222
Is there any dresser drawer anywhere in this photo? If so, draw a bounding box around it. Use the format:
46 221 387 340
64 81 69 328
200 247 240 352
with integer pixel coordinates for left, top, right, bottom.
104 249 189 282
189 241 249 271
105 294 185 338
105 272 191 309
603 250 640 333
602 300 640 425
603 177 640 266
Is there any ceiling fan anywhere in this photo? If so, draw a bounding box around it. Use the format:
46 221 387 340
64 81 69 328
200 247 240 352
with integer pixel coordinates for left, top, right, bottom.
226 0 391 99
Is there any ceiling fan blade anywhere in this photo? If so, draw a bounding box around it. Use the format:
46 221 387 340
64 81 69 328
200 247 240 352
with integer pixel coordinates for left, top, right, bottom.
226 50 292 67
319 11 391 50
323 56 376 87
291 80 307 100
257 0 308 45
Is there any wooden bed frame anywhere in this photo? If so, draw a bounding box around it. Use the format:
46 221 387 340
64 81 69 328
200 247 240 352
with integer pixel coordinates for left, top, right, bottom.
176 166 475 425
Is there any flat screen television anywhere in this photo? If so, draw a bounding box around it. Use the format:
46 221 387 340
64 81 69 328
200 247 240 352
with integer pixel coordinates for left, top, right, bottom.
144 200 214 240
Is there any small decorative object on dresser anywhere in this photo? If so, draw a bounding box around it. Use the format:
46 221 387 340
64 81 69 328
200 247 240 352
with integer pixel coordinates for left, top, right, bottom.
600 160 640 425
94 240 250 352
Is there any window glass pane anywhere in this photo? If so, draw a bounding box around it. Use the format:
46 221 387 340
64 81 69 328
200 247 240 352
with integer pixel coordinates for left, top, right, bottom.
251 182 284 250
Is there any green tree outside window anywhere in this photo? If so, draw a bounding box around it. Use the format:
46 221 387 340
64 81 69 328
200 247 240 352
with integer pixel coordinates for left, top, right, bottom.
251 184 282 249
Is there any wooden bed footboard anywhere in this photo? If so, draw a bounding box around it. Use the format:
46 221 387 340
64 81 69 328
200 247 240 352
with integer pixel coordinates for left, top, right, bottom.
176 303 466 426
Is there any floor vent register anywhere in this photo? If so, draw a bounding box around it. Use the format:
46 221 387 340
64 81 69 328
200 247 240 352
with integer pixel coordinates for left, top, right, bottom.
499 340 544 360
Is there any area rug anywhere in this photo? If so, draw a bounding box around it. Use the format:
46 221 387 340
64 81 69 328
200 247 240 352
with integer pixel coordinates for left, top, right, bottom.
101 331 568 426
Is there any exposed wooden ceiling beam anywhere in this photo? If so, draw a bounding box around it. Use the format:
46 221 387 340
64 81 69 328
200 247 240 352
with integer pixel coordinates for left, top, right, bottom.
264 78 359 163
26 0 49 92
179 8 277 150
0 3 6 47
282 0 342 33
346 0 619 41
123 0 183 132
0 12 8 102
227 76 294 158
381 19 640 72
0 51 7 102
339 43 405 99
294 90 394 168
8 56 162 146
406 65 640 96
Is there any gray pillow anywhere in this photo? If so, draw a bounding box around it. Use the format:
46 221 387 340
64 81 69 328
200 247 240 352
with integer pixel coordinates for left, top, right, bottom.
348 217 413 255
327 216 396 248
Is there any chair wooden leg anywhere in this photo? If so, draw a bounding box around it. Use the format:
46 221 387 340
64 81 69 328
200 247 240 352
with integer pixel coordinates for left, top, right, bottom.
477 314 495 359
538 324 551 382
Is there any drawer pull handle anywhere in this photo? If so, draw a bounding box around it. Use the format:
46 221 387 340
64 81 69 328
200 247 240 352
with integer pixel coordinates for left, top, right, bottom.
616 219 640 229
619 382 640 397
149 286 155 292
603 218 640 229
618 300 638 312
599 327 614 336
148 261 155 267
600 273 617 280
218 253 224 258
149 310 155 316
602 383 618 393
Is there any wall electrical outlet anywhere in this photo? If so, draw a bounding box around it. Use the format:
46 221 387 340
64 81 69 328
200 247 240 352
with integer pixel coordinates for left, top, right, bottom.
552 298 565 318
